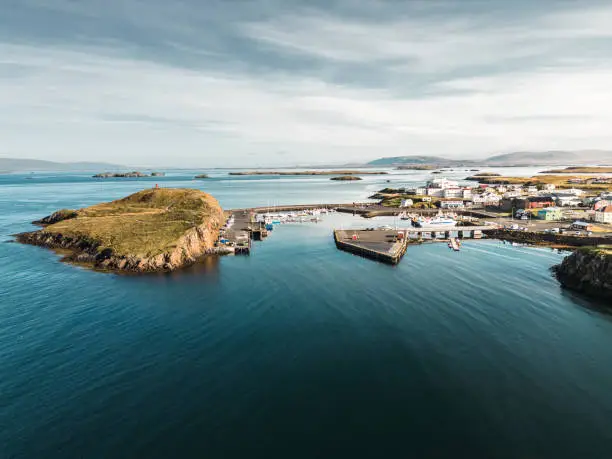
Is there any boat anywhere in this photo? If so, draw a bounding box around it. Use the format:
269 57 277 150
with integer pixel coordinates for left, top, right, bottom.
450 238 461 251
417 216 457 227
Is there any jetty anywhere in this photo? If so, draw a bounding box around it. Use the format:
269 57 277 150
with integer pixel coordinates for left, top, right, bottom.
334 229 408 264
333 226 495 264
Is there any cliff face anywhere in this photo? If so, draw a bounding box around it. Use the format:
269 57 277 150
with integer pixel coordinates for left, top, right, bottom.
16 188 224 273
554 249 612 300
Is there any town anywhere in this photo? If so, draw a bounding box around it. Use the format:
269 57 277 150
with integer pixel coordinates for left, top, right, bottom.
373 174 612 231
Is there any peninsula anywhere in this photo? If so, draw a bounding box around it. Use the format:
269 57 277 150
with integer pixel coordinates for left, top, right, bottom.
541 167 612 174
16 188 224 272
228 170 387 176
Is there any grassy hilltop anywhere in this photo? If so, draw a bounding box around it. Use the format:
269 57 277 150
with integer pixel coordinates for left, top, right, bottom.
18 188 224 271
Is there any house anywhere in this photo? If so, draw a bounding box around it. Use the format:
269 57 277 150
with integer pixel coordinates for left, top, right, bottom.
443 187 463 198
503 190 522 199
524 185 538 194
537 207 563 221
542 184 556 192
426 187 445 197
571 221 594 231
440 200 465 209
400 199 414 207
593 199 610 211
472 192 501 206
561 188 585 197
593 206 612 224
514 196 555 209
462 188 473 199
427 178 459 189
555 195 582 207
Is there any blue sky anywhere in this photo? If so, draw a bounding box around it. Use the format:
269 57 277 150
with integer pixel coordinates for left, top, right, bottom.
2 0 612 166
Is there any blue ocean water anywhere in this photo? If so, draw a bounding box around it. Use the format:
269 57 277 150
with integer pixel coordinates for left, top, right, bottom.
1 170 612 458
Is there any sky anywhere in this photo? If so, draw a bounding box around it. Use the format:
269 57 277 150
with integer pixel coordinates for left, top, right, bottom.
1 0 612 167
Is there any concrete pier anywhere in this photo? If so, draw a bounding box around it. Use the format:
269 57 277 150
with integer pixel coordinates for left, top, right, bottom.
334 229 408 264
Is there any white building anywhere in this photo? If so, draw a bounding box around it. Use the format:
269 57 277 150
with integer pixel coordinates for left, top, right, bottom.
440 200 465 209
426 178 459 189
543 183 556 192
556 196 582 207
561 188 585 197
593 206 612 224
472 192 502 206
503 190 522 199
462 188 473 199
443 187 463 198
400 199 414 207
525 185 538 194
426 187 445 197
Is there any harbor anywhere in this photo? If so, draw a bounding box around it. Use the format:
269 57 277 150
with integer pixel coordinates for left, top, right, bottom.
333 226 490 264
215 201 612 264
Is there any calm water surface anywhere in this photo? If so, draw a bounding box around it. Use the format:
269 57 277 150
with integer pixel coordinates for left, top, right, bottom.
1 170 612 458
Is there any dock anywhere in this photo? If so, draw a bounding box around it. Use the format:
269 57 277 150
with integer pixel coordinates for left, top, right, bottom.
333 226 495 264
333 229 408 264
220 210 262 255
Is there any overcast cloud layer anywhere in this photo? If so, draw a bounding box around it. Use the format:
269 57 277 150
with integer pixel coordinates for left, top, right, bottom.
2 0 612 166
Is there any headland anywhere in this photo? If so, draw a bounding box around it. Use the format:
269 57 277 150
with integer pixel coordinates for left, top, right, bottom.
16 188 224 272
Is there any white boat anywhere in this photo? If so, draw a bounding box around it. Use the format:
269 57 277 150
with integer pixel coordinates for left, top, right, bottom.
418 216 457 227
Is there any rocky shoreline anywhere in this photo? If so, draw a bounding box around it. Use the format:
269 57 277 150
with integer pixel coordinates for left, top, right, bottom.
553 248 612 300
16 188 223 273
17 224 220 272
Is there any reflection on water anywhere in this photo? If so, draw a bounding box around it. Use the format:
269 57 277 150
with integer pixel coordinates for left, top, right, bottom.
142 254 223 285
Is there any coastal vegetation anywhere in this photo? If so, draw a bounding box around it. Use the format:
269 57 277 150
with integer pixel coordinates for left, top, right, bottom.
330 175 362 181
228 170 387 176
17 188 224 272
395 165 438 170
541 167 612 174
465 172 501 179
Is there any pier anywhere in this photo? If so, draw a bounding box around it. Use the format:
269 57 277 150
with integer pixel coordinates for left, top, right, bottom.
334 229 408 264
333 226 496 264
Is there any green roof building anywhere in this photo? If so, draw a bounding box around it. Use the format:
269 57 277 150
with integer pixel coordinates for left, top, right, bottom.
537 207 563 221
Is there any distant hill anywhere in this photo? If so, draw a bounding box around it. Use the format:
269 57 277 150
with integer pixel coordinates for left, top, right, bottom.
367 150 612 167
368 156 460 166
484 150 612 165
0 158 125 172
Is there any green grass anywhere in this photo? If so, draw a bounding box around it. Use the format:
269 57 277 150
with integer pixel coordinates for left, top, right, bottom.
44 188 224 258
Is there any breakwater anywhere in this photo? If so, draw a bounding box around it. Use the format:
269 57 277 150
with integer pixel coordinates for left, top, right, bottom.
488 229 611 247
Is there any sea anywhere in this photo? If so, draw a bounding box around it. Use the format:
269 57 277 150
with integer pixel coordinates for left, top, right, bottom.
1 167 612 458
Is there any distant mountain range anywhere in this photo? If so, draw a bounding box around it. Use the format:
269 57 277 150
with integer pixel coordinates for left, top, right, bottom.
368 150 612 167
0 158 125 172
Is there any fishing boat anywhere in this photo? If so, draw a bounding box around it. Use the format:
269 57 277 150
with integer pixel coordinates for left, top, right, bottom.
418 215 457 227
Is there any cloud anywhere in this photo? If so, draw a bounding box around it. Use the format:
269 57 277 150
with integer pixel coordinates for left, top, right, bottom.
1 1 612 166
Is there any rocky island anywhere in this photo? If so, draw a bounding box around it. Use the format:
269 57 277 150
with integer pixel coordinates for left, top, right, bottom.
330 175 362 181
228 170 387 176
16 188 224 273
554 248 612 301
93 171 165 178
194 174 209 179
